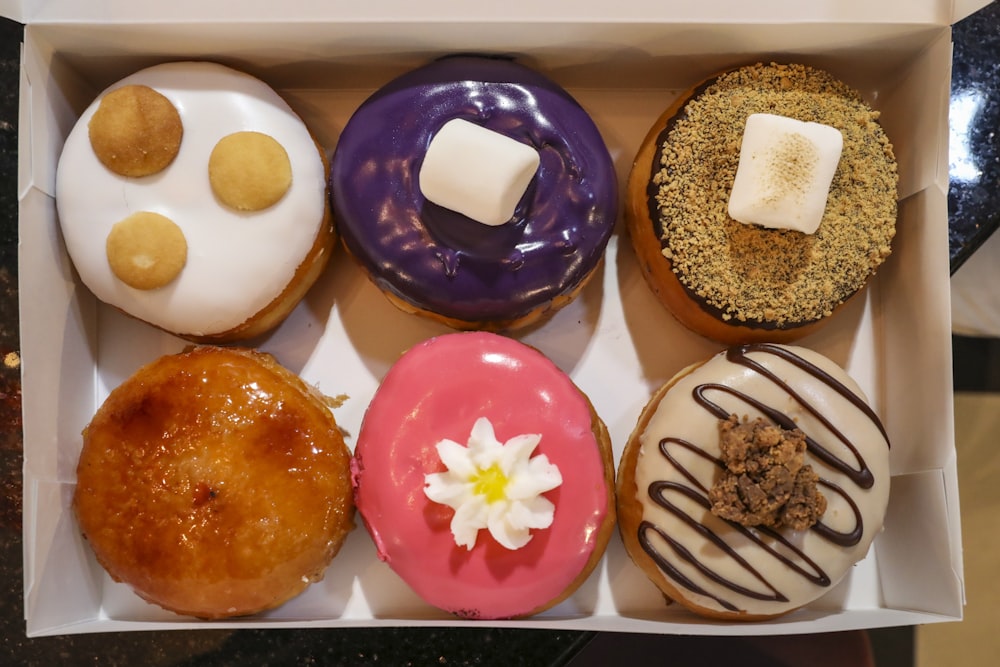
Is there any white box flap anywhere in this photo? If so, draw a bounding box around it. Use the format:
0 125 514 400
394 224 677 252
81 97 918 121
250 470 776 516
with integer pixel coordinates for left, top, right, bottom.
954 0 995 22
0 0 19 22
0 0 991 25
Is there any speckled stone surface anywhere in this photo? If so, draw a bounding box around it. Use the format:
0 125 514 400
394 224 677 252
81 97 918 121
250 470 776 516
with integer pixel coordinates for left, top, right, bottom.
949 1 1000 272
1 5 996 665
0 14 24 665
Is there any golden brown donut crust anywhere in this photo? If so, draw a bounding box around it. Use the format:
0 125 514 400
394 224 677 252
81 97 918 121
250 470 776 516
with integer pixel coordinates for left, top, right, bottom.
368 254 603 333
626 63 897 345
73 346 354 619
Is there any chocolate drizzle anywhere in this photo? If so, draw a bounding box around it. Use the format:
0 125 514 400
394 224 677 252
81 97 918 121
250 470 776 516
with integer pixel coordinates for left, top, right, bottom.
637 343 889 613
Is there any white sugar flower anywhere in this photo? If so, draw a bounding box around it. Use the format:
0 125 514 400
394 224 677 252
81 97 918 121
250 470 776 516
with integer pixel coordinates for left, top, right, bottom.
424 416 563 550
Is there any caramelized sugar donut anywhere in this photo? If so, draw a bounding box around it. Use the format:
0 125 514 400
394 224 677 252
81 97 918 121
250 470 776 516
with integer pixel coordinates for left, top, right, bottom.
73 347 354 619
617 343 890 620
626 63 897 344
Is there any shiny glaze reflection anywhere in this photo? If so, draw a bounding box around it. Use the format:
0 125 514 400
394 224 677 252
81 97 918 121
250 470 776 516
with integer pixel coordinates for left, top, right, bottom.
72 347 354 618
330 56 618 322
352 332 613 619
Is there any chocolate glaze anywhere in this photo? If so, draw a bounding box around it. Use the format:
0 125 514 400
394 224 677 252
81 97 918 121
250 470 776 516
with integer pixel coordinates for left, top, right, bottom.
330 55 618 323
638 343 890 613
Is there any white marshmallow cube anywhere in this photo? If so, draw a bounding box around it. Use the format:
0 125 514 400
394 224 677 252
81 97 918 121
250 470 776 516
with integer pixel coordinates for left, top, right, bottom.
727 113 844 235
419 118 540 226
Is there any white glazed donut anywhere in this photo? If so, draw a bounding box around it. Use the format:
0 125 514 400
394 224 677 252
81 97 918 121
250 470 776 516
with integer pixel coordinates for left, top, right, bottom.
617 343 891 620
56 61 333 342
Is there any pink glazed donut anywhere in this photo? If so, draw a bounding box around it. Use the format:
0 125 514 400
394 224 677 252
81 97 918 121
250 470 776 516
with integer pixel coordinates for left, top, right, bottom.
351 332 616 619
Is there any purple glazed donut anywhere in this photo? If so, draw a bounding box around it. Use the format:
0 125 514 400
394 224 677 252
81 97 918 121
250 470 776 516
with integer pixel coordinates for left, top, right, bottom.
330 55 618 330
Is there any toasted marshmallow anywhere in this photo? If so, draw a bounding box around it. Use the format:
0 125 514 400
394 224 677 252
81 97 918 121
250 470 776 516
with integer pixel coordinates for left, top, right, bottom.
419 119 540 226
727 113 843 234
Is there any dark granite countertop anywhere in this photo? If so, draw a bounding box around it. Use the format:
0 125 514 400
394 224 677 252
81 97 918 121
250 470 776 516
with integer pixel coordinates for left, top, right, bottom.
1 5 998 665
948 2 1000 272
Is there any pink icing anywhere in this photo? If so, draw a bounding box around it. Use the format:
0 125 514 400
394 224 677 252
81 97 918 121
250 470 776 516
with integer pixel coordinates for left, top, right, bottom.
352 331 610 619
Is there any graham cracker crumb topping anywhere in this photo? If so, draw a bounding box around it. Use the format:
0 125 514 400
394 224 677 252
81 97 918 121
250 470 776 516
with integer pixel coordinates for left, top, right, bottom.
709 414 826 531
652 62 898 326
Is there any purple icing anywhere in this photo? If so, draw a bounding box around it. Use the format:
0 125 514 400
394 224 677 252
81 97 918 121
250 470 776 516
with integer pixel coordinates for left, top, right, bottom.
330 55 618 324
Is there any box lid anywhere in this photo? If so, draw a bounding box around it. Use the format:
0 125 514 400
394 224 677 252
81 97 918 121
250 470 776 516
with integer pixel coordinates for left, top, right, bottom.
0 0 993 25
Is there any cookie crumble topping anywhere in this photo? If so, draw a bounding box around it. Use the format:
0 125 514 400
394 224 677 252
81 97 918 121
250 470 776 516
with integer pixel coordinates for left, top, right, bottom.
709 414 826 531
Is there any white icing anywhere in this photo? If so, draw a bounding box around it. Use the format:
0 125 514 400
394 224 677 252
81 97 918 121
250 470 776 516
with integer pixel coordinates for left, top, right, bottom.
633 345 890 616
418 118 539 226
424 416 562 550
55 62 327 337
727 113 843 234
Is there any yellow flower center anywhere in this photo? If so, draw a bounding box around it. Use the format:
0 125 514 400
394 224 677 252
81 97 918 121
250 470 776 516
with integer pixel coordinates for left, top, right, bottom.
472 464 509 504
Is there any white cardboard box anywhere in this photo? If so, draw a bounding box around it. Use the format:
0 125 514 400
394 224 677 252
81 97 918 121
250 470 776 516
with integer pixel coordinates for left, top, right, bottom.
5 0 983 637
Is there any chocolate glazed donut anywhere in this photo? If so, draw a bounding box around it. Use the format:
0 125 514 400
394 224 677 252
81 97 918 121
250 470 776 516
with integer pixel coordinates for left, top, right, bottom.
330 55 618 330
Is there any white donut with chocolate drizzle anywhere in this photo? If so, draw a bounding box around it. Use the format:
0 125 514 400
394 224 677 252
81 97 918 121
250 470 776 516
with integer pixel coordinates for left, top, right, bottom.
623 343 890 619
